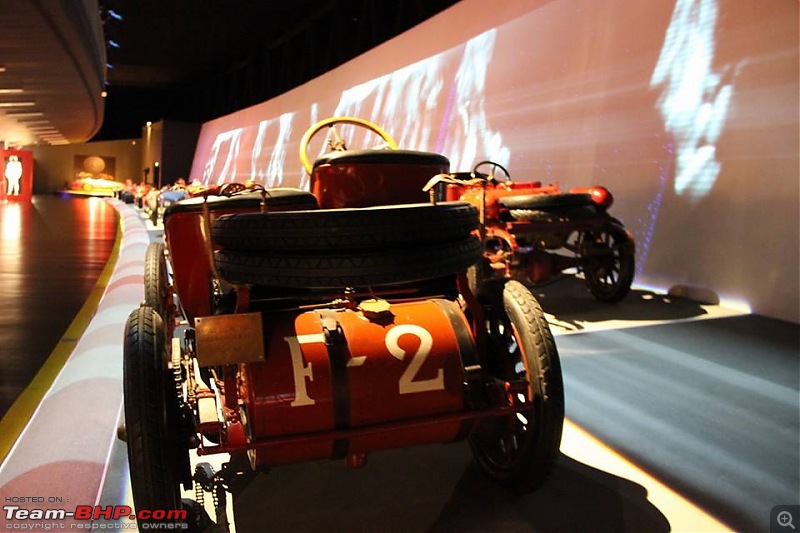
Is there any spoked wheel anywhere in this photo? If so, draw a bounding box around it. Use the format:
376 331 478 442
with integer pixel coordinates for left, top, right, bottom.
469 280 564 489
123 306 193 529
143 242 171 320
580 220 635 303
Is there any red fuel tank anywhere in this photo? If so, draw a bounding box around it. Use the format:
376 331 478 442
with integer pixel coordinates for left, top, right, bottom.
238 298 474 467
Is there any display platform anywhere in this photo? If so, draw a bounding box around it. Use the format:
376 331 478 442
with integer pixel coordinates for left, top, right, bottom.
57 189 119 199
0 198 797 533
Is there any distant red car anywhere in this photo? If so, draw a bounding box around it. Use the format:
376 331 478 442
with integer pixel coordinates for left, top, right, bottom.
439 160 635 303
68 176 124 197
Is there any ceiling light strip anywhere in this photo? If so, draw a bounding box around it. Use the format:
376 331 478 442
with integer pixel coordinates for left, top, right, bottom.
4 112 44 117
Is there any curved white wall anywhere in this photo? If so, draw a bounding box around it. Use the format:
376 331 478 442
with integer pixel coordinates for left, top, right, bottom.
188 0 799 323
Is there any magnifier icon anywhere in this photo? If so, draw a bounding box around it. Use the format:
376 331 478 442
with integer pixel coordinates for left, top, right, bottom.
778 511 796 530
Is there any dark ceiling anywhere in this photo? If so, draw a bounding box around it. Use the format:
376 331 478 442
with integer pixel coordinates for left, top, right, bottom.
94 0 461 141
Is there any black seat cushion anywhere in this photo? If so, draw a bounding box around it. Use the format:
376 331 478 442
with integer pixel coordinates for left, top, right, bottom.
313 149 449 169
163 188 318 223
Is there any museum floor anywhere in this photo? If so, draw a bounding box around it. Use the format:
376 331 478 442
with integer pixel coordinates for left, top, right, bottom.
0 195 797 532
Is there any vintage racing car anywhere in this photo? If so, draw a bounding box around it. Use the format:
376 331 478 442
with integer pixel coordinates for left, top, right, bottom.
432 161 636 303
121 118 565 530
66 176 125 197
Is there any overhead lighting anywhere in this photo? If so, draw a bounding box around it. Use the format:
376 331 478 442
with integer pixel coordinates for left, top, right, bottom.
108 40 121 49
0 89 23 94
4 111 43 117
0 102 35 107
107 9 123 21
0 66 6 73
17 119 48 124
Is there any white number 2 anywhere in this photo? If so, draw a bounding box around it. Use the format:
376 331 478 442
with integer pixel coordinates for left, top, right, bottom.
385 324 444 394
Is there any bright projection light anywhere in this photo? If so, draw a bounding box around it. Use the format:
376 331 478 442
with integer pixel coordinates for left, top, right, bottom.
0 102 35 107
718 297 752 314
107 9 122 21
108 40 121 49
0 88 23 94
5 112 43 117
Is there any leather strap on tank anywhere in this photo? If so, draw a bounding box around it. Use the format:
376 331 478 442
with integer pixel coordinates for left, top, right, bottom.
318 310 351 459
432 299 483 442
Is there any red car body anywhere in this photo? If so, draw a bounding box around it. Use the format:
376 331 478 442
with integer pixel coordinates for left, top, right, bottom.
442 161 635 303
122 119 565 530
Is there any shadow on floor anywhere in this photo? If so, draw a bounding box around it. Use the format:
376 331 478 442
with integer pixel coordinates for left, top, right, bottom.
529 276 710 331
229 445 669 533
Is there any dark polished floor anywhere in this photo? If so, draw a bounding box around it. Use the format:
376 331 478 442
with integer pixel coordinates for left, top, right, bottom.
0 195 117 419
556 312 799 533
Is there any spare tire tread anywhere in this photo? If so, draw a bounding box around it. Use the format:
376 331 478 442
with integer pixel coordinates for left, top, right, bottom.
215 237 482 288
212 202 478 251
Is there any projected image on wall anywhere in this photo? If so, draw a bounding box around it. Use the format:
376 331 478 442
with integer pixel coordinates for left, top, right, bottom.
188 0 798 322
194 28 508 192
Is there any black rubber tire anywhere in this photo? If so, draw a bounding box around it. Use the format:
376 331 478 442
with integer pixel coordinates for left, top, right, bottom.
508 205 597 222
469 280 564 489
123 306 189 529
212 202 479 252
499 192 593 210
143 242 170 319
581 221 635 303
215 236 482 288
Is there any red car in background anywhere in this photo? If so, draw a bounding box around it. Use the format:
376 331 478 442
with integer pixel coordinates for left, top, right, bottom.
436 160 635 303
67 176 125 197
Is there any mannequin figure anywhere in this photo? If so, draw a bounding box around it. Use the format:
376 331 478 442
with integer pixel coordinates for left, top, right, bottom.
5 155 22 196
